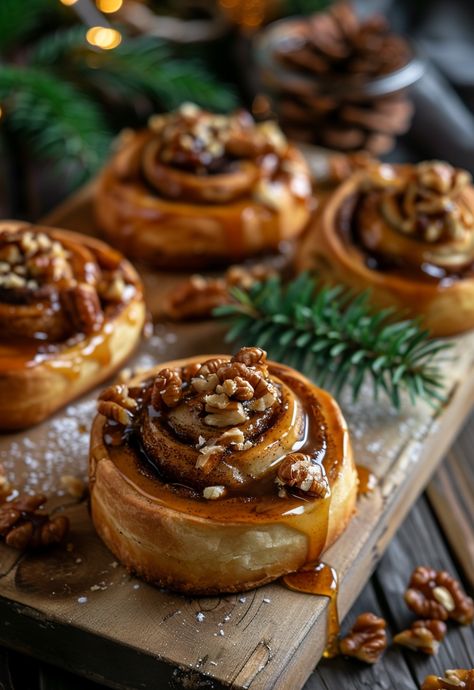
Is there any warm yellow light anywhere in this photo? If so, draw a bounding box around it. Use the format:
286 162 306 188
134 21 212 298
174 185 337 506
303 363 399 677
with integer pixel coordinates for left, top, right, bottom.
59 0 79 5
86 26 122 50
96 0 123 13
0 106 3 121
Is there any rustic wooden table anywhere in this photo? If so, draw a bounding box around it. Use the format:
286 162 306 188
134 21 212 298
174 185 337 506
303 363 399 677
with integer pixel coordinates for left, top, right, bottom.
0 411 472 690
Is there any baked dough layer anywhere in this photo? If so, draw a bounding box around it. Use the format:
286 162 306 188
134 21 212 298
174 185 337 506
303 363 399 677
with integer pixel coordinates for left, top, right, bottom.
0 224 146 430
297 174 474 337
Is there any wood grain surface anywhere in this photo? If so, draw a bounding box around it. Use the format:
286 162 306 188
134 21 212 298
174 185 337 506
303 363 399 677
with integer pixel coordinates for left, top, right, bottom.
0 184 473 690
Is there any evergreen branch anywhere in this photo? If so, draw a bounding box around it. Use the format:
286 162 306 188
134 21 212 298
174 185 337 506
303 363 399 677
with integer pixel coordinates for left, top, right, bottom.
31 29 238 111
214 274 451 408
0 66 111 181
0 0 52 52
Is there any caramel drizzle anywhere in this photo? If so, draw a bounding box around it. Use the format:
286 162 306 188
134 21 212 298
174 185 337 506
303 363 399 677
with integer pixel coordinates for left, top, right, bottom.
283 562 340 658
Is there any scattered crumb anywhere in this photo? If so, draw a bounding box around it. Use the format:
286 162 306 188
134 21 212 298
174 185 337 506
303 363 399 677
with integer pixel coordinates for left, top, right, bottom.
77 596 88 604
132 583 140 590
196 612 205 623
239 597 246 603
60 474 86 499
263 597 271 604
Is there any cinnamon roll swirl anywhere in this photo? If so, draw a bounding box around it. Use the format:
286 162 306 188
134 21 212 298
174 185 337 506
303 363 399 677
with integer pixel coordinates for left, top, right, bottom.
0 222 145 430
297 161 474 336
89 347 357 594
95 103 312 269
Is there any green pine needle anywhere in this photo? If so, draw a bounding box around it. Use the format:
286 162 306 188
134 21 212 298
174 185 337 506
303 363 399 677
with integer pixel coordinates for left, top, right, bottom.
0 66 111 182
30 27 237 112
213 274 451 409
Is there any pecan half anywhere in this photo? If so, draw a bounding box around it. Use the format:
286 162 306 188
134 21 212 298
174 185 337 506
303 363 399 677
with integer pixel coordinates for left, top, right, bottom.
421 669 474 690
404 566 474 625
151 368 183 409
339 612 388 664
61 282 104 335
97 384 138 426
393 619 446 655
0 494 69 550
276 453 330 498
232 346 267 367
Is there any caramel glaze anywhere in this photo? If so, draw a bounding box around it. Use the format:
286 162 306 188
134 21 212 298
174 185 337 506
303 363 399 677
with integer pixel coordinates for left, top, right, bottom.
283 562 340 657
0 232 143 376
101 364 346 567
337 193 474 284
356 465 377 495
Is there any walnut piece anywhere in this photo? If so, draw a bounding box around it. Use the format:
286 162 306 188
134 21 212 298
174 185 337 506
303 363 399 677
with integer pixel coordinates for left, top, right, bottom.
163 274 228 321
0 494 69 550
203 485 227 500
339 612 388 664
60 475 86 500
151 368 183 409
97 384 138 426
404 566 474 625
381 161 473 243
421 669 474 690
393 619 446 655
276 453 330 498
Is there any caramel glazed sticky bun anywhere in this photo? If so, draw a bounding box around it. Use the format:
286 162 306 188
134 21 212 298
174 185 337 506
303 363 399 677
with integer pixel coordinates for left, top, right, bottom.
95 103 313 269
89 347 357 594
298 160 474 336
0 222 145 431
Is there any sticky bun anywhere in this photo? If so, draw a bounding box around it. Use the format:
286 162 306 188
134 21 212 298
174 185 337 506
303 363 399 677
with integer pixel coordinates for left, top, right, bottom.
0 222 145 430
297 160 474 336
95 103 312 269
89 346 357 594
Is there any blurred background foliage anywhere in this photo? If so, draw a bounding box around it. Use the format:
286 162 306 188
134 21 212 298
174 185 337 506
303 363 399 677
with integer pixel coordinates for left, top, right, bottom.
0 0 328 215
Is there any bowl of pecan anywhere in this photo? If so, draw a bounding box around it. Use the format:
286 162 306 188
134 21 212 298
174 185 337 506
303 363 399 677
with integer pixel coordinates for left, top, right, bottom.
254 1 424 155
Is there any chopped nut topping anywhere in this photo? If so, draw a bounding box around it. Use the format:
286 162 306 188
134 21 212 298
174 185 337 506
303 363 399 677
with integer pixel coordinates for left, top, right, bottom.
0 227 72 291
97 384 138 426
233 346 267 367
421 669 474 690
151 368 183 409
0 494 69 550
276 453 330 498
404 567 474 625
152 104 289 175
380 161 474 243
203 486 227 500
204 394 248 427
339 612 388 664
393 619 447 655
191 372 219 394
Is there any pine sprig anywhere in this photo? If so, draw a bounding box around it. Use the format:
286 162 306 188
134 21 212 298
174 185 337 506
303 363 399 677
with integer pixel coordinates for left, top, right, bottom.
0 66 111 180
214 274 451 408
30 28 237 111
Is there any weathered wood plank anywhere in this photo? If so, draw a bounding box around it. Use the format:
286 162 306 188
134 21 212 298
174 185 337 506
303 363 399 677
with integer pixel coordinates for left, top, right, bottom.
0 184 473 690
375 497 474 685
427 412 474 589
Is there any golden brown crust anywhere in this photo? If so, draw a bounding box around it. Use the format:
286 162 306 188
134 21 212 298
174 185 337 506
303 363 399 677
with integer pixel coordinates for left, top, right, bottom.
94 105 312 269
89 354 357 594
297 166 474 336
0 222 146 431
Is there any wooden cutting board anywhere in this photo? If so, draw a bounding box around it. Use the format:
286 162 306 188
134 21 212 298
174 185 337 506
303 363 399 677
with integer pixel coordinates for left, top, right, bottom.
0 184 473 690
